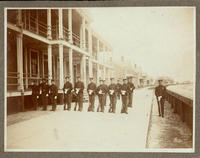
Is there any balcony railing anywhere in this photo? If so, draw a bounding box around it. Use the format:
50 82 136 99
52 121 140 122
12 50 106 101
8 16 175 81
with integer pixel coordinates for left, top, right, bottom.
24 16 47 38
7 72 60 92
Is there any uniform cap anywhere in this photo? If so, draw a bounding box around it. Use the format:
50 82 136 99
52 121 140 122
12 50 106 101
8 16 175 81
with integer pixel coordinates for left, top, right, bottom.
89 76 94 79
110 77 114 80
65 75 70 79
76 75 80 78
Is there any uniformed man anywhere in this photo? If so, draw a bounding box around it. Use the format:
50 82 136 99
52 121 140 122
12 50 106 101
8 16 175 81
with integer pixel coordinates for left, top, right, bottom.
127 76 135 107
116 79 122 100
102 79 108 107
30 80 40 110
49 79 58 111
74 76 84 112
38 79 44 108
108 77 117 113
96 78 107 112
87 77 96 112
41 78 49 111
120 78 128 114
63 76 73 111
155 79 166 117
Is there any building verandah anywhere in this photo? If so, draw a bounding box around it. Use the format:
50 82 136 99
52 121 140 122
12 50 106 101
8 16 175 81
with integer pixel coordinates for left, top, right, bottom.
7 29 102 92
6 8 114 114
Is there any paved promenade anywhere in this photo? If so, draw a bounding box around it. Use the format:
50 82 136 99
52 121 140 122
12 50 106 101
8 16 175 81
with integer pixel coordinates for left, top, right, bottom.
6 88 153 152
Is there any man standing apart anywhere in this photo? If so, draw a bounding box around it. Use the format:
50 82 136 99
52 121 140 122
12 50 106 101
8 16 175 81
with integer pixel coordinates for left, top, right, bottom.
127 76 135 107
87 76 96 112
120 78 128 114
108 77 117 113
155 79 166 117
63 76 73 111
49 79 58 111
74 76 84 112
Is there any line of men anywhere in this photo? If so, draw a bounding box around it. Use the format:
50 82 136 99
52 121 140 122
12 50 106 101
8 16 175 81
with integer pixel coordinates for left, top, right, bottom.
30 75 135 114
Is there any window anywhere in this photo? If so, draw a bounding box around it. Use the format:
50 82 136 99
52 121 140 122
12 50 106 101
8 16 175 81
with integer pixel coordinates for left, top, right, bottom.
30 50 39 77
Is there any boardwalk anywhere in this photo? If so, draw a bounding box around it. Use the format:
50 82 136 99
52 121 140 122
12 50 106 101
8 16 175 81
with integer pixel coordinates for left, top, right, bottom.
6 88 153 151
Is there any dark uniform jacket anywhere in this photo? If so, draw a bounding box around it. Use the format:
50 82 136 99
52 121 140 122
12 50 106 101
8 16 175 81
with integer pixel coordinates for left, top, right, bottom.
120 83 128 96
155 85 166 99
116 83 122 93
31 84 40 96
39 82 45 95
127 82 135 94
108 84 117 96
96 84 107 96
74 81 84 95
63 82 73 95
42 84 49 97
49 84 58 97
87 82 97 96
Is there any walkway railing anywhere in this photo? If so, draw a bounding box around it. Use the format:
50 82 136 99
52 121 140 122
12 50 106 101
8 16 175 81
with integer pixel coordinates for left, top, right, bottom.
165 85 193 131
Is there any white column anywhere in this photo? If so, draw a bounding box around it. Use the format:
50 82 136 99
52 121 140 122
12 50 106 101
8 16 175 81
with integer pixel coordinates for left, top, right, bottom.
24 10 26 29
48 45 52 84
89 59 93 78
24 48 28 89
36 10 39 34
96 64 99 85
37 52 40 80
17 33 24 91
58 9 63 39
47 9 52 39
97 39 100 60
103 66 106 80
81 54 86 86
28 10 30 30
88 27 92 56
59 44 64 89
68 9 73 43
103 44 106 64
82 17 86 49
80 23 83 48
96 39 100 85
17 9 22 26
69 48 73 84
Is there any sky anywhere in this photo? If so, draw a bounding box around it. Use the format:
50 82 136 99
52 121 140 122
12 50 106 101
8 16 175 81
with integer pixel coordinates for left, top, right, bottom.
87 7 195 82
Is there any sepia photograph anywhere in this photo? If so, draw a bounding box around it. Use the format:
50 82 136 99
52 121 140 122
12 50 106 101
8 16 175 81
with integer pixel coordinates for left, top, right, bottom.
5 7 195 152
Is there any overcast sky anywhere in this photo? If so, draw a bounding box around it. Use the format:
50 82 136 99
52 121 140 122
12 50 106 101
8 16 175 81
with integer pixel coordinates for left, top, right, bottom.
87 7 195 82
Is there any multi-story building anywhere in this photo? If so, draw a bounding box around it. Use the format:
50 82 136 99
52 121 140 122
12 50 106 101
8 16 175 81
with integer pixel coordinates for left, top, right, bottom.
6 9 113 114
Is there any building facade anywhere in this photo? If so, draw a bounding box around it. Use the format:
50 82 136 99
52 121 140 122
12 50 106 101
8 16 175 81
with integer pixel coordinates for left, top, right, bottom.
6 9 113 113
